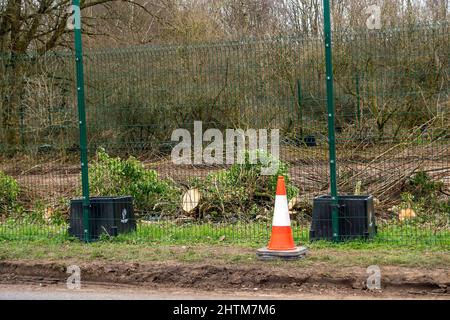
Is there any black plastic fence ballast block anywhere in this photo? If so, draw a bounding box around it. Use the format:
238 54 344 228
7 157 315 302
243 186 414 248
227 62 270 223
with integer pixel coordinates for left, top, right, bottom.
69 196 136 241
309 195 377 241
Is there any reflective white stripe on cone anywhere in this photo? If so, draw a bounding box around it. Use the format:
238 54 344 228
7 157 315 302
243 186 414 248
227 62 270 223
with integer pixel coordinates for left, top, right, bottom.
268 176 295 251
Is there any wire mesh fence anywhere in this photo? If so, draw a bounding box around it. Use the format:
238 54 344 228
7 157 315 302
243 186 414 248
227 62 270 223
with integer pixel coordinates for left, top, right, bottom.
0 23 449 245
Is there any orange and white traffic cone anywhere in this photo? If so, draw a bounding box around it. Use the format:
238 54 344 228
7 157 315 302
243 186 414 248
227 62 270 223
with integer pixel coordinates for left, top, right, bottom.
257 176 308 260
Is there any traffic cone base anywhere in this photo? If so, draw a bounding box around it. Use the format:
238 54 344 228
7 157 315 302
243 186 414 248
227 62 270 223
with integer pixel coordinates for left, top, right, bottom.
268 226 295 251
256 176 308 260
256 246 308 261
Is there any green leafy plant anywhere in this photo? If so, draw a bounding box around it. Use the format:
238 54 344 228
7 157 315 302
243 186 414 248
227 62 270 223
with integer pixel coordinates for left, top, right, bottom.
89 148 181 216
389 192 423 222
190 150 299 221
0 171 20 216
28 198 69 225
398 172 449 227
406 171 444 198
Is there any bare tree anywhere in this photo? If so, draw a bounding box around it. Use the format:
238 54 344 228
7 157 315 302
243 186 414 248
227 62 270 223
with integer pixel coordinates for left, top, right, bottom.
426 0 449 21
0 0 165 145
280 0 321 36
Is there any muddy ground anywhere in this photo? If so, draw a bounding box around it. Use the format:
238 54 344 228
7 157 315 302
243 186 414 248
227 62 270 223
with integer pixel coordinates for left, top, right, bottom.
1 260 449 299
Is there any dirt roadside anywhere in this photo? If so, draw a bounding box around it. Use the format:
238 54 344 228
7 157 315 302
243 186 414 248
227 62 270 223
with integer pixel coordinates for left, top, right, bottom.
1 260 449 299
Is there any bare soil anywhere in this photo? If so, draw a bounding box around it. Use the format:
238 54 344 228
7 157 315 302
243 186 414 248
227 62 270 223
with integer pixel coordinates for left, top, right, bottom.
1 260 449 299
4 151 449 204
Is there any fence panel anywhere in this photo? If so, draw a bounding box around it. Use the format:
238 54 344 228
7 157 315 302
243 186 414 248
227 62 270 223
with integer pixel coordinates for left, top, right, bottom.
0 24 449 245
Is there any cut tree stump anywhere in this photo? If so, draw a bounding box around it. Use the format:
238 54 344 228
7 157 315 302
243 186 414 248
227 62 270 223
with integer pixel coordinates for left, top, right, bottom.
182 188 201 213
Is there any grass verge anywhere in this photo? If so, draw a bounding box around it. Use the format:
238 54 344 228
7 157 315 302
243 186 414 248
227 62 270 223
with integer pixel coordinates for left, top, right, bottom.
0 238 449 269
1 221 449 246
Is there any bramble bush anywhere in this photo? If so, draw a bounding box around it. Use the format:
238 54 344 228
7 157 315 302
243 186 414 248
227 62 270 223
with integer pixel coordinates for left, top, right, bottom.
89 148 181 216
190 150 299 221
399 171 450 226
0 171 20 217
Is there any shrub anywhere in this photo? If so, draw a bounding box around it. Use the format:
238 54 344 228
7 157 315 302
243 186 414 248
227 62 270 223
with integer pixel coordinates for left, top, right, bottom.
406 171 444 198
396 172 449 227
0 171 20 216
89 148 181 216
27 198 70 225
190 150 299 221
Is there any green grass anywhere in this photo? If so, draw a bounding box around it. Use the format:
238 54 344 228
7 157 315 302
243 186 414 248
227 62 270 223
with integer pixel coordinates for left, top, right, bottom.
0 220 449 248
0 221 448 269
0 239 449 269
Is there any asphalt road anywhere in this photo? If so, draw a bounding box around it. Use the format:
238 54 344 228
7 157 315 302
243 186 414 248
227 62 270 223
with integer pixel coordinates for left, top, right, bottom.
1 284 443 300
0 284 312 300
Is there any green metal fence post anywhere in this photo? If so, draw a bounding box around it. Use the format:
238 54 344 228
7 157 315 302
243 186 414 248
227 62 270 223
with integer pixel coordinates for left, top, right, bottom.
322 0 339 242
72 0 91 243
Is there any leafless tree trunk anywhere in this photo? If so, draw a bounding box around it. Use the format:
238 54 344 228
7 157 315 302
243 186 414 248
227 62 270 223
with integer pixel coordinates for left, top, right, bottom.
0 0 162 146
